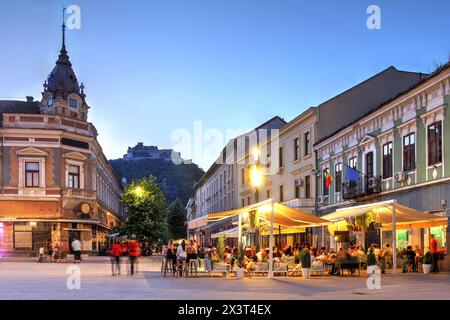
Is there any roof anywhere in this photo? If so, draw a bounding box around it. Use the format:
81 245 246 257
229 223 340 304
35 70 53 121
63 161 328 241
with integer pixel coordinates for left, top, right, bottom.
193 116 286 189
316 66 427 143
0 99 41 123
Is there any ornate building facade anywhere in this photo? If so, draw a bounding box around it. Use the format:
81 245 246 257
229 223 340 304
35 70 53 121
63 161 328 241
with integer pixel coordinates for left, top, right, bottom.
0 25 123 255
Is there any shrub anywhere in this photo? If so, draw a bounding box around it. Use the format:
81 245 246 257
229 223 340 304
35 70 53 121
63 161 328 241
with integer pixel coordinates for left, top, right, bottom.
300 248 311 268
423 251 432 264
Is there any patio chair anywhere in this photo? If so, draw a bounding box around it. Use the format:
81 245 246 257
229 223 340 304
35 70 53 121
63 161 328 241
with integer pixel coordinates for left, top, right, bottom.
288 263 302 276
310 261 325 276
211 262 230 277
250 262 269 277
273 262 289 276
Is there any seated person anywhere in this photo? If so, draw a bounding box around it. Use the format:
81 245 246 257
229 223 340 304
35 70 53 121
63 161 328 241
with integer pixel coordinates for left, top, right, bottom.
244 256 258 273
405 246 416 272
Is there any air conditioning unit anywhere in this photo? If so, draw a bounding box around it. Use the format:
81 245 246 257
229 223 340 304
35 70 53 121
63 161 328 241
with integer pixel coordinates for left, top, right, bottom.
368 177 377 188
394 171 408 182
295 178 304 187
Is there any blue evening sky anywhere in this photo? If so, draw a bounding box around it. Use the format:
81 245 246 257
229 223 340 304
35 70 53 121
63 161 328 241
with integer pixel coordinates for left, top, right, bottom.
0 0 449 170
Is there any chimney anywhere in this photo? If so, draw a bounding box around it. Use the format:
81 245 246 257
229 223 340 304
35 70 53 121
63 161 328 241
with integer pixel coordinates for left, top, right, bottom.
26 96 34 103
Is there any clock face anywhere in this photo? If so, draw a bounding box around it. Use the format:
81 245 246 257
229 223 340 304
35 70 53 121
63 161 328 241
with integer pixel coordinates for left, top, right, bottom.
81 203 90 214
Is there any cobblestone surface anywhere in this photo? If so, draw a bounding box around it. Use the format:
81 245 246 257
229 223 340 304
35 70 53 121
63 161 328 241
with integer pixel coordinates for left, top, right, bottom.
0 256 449 300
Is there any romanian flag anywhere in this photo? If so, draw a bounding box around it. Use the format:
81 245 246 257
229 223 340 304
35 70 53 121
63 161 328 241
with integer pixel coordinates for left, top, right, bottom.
325 172 333 189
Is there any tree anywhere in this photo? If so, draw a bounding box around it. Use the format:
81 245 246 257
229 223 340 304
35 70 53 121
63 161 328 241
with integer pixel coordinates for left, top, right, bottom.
121 176 168 244
168 198 186 239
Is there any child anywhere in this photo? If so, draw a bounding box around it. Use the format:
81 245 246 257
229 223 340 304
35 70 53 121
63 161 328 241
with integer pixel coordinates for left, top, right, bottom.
38 247 46 263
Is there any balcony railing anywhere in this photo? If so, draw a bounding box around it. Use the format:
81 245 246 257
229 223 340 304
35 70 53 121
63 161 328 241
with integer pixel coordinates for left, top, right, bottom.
283 198 315 208
342 176 382 200
62 188 96 199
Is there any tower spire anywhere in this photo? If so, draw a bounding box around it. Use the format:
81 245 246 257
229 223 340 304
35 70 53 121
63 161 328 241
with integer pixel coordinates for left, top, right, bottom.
62 7 66 50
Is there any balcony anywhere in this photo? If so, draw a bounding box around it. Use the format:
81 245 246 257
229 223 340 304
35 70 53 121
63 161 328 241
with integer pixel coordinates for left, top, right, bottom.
62 188 96 199
342 176 382 200
283 198 315 209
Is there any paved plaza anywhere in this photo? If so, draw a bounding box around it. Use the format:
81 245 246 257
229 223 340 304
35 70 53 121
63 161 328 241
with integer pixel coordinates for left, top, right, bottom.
0 256 449 300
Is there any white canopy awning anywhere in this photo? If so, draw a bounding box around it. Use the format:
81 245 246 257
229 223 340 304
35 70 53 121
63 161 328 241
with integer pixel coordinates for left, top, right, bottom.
211 227 239 239
321 200 447 227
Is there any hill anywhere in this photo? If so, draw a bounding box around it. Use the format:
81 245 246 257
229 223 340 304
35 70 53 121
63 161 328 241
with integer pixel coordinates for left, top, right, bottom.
109 158 204 206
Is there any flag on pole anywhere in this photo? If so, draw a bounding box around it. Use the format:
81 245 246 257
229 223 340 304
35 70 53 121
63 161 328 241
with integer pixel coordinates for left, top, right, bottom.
325 172 333 189
345 166 359 182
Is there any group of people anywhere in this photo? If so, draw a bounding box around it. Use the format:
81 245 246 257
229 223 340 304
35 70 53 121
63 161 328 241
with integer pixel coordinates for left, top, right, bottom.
399 234 440 273
163 236 443 277
163 239 198 277
109 239 141 276
37 237 82 263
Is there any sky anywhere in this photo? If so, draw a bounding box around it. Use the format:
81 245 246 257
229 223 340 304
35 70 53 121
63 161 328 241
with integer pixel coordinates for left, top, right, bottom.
1 0 450 170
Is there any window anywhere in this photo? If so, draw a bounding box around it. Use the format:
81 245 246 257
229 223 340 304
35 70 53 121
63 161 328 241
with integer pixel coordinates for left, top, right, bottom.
323 168 329 196
335 163 342 193
241 168 245 185
279 147 284 168
279 185 284 202
255 189 259 203
403 133 416 171
295 180 300 198
247 197 251 206
69 98 77 108
266 189 270 199
349 157 357 169
305 175 311 199
428 122 442 166
47 98 53 107
25 162 39 187
68 165 80 188
242 198 245 207
294 138 300 161
382 142 393 179
304 132 310 156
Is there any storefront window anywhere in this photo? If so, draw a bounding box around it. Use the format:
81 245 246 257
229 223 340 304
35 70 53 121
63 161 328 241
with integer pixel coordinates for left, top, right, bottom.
430 226 446 249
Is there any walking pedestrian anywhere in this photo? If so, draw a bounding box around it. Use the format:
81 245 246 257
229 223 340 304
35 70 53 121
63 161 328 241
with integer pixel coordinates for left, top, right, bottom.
110 241 122 276
71 237 82 263
127 238 140 276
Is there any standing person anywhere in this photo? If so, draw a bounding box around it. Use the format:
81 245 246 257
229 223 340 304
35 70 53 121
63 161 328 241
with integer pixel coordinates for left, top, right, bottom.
71 237 82 263
110 241 122 276
166 240 177 276
430 234 439 273
127 239 140 276
47 241 54 263
176 240 187 277
53 242 60 263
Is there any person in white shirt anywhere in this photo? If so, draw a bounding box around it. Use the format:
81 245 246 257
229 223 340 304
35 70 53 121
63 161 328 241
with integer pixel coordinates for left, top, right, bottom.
71 237 82 263
176 240 187 276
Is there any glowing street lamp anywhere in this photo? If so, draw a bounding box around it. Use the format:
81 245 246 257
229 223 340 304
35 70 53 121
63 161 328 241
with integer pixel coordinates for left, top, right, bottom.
133 185 144 197
250 165 263 188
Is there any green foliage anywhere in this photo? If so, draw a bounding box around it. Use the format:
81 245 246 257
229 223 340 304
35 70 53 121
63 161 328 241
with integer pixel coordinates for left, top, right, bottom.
168 198 186 239
299 248 311 268
423 251 433 264
121 176 168 244
237 240 246 268
216 235 225 260
110 158 204 205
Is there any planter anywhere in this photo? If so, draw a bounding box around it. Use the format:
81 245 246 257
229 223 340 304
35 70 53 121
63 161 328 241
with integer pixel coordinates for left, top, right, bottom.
301 268 310 279
235 268 245 279
423 264 432 274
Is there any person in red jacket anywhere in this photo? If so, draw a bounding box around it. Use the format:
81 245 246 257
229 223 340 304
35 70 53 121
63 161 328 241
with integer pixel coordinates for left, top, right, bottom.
110 241 122 276
127 239 141 276
430 234 439 273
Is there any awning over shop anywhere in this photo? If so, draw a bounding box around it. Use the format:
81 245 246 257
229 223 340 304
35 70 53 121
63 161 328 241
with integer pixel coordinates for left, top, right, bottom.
186 215 209 230
321 200 448 229
211 227 239 239
207 199 330 228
